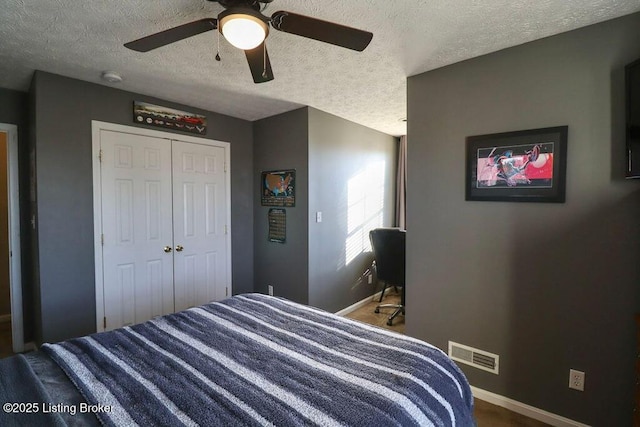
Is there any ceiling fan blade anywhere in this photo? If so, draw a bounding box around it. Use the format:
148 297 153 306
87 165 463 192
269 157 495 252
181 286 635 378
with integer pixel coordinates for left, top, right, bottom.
244 43 274 83
124 18 217 52
270 11 372 52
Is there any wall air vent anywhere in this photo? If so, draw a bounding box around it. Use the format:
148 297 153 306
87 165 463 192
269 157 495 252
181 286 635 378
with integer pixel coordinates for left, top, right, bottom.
448 341 499 375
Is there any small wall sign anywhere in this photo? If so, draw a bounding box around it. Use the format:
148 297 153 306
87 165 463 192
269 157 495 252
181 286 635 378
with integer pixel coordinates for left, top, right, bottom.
268 208 286 243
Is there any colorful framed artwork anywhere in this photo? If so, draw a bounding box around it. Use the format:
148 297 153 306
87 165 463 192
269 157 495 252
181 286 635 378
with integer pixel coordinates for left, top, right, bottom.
465 126 568 202
133 101 207 135
261 169 295 207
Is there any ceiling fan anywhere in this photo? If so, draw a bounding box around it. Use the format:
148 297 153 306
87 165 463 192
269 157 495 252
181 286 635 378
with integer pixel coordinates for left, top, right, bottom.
124 0 373 83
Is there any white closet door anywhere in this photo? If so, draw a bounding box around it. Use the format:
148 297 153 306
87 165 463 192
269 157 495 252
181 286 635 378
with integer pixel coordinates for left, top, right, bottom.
100 130 174 330
172 140 228 311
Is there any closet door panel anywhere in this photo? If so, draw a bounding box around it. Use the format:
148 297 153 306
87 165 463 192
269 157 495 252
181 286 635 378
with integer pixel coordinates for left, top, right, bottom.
173 140 228 311
100 130 174 330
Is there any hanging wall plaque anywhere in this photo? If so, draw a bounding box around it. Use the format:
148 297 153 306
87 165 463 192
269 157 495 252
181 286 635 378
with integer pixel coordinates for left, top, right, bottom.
268 208 286 243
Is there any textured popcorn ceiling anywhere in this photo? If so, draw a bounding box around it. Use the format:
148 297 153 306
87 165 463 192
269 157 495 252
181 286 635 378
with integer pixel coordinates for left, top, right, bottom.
1 1 639 136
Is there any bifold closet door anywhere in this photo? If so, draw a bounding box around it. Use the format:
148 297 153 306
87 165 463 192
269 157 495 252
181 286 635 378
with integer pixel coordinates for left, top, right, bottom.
172 140 228 311
100 130 175 330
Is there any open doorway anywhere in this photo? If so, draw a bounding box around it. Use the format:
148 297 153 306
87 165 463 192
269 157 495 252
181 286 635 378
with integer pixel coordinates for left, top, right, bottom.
0 124 23 354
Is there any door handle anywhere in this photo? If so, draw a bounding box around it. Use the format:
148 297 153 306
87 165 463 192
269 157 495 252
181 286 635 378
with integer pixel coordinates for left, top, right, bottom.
175 245 184 252
163 246 172 253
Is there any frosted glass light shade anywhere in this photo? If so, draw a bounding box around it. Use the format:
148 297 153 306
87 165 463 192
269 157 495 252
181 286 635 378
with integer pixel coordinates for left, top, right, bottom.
220 11 268 50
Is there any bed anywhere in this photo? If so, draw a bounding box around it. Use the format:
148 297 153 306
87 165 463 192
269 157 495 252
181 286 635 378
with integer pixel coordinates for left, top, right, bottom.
0 293 474 426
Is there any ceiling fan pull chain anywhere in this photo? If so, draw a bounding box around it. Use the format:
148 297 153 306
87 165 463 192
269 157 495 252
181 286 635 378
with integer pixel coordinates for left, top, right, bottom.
262 42 267 78
215 27 221 61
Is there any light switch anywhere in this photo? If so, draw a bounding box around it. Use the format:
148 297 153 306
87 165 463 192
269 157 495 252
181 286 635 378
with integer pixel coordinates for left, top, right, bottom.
316 211 322 223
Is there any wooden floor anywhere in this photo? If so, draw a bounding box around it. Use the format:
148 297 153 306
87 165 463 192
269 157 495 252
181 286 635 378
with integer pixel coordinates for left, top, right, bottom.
344 290 549 427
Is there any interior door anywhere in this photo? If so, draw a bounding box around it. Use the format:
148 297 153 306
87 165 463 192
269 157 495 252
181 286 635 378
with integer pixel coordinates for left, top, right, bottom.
172 140 228 311
100 130 174 330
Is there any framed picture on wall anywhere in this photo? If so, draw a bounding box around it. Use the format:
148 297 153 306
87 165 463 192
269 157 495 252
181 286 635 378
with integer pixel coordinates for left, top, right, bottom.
261 169 296 207
465 126 568 203
133 101 207 135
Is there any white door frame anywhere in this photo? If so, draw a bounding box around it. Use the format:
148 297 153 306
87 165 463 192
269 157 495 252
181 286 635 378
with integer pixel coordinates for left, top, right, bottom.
0 123 24 352
91 120 232 332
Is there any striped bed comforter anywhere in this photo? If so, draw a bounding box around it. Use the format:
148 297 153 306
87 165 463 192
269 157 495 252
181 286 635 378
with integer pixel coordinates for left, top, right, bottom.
42 293 474 426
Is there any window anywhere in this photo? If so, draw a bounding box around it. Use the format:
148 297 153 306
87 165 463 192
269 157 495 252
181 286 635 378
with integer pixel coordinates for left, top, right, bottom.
345 161 385 265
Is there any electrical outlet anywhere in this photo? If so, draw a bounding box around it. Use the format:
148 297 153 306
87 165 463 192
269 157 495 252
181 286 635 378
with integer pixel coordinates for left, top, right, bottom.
569 369 585 391
267 284 274 296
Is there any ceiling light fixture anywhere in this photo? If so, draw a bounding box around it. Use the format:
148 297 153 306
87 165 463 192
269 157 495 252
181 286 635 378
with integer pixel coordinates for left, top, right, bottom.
218 8 269 50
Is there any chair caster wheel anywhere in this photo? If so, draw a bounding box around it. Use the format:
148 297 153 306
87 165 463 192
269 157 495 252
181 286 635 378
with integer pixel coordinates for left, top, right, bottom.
386 319 393 326
374 308 380 313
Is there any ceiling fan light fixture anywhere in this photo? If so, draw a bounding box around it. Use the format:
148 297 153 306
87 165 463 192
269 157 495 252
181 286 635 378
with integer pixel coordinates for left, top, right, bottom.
219 8 269 50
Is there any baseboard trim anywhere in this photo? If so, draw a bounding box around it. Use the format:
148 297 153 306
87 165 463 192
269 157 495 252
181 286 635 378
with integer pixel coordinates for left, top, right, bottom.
334 290 385 316
0 314 10 323
471 386 589 427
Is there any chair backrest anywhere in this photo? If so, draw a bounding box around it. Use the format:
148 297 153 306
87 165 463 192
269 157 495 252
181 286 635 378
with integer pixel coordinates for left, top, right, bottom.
369 228 406 286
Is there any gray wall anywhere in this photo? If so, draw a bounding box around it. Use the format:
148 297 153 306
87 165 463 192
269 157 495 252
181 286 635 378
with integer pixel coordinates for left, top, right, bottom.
308 108 397 312
31 71 254 344
0 87 32 342
407 13 640 426
253 107 397 312
253 108 309 304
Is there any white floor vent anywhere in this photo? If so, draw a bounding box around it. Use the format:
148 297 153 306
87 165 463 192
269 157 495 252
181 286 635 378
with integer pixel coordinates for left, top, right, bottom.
448 341 499 375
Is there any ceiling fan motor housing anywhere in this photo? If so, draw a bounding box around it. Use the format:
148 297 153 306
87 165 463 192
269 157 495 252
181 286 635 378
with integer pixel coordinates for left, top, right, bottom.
209 0 273 11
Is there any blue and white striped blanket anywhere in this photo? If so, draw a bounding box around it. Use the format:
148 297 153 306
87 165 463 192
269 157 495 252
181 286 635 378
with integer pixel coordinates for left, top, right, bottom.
42 294 474 426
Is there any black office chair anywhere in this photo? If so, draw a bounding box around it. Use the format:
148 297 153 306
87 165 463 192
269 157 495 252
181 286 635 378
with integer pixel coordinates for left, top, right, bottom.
369 228 406 326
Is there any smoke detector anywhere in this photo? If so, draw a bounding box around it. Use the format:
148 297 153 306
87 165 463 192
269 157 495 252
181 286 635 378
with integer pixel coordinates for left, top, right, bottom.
101 71 123 83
